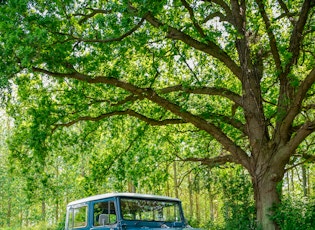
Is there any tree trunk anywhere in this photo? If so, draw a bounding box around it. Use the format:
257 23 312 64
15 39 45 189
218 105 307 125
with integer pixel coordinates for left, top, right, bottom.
195 192 200 221
302 165 308 197
286 172 290 194
41 199 46 221
128 180 136 193
55 198 59 224
173 161 179 198
208 188 215 221
253 173 281 230
188 174 193 218
7 196 11 227
291 170 295 193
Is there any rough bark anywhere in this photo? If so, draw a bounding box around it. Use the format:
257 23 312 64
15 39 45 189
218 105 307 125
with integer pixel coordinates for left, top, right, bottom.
253 174 281 230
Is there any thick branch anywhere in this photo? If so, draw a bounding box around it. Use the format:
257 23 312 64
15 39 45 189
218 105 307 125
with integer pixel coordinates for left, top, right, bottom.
144 12 242 79
158 86 246 135
203 12 227 24
200 113 247 136
32 67 144 94
52 109 186 132
273 120 315 167
70 5 242 80
111 94 142 106
33 67 250 169
159 85 243 106
287 121 315 151
255 0 282 72
287 0 313 69
185 154 237 168
144 89 250 168
275 2 313 142
281 67 315 134
230 0 246 34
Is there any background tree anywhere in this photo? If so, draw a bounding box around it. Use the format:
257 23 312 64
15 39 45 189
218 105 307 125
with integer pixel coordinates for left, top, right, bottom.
1 0 315 229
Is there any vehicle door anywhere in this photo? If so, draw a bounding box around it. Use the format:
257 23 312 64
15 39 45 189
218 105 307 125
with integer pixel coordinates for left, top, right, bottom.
90 199 119 230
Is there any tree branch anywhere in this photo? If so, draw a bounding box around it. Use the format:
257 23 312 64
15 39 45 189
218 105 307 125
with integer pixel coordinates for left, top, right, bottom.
73 8 112 24
287 0 313 69
287 120 315 152
54 14 146 44
303 103 315 110
203 12 227 24
144 12 242 79
276 0 295 23
158 85 243 106
181 0 207 38
158 85 247 135
185 154 237 168
52 109 186 132
281 67 315 135
199 113 247 136
32 67 144 94
230 0 246 34
33 66 251 169
203 0 232 17
275 2 314 142
285 153 315 172
255 0 282 72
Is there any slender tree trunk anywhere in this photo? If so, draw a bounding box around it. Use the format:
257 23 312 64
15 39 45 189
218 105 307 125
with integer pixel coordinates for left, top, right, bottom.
128 180 136 193
7 196 11 227
308 167 311 196
173 161 179 198
55 198 59 224
302 165 308 197
20 208 23 229
195 192 200 221
42 199 46 221
56 164 59 223
25 208 28 227
291 170 294 193
286 172 290 194
188 174 193 218
253 173 281 230
208 188 215 221
166 179 170 197
194 178 200 221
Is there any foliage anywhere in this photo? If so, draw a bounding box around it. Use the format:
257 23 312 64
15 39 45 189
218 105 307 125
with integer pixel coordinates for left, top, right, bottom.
271 197 315 230
1 0 315 229
1 110 315 228
220 167 257 230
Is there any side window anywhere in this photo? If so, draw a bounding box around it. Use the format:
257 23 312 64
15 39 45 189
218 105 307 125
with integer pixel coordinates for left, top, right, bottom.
68 205 87 229
93 201 117 226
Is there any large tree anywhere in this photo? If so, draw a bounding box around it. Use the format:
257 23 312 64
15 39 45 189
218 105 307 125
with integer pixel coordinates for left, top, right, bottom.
1 0 315 229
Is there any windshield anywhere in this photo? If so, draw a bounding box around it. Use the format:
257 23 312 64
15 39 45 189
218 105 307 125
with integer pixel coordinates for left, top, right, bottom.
120 198 182 222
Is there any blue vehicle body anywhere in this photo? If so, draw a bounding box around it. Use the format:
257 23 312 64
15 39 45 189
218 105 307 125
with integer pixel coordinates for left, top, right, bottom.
65 193 199 230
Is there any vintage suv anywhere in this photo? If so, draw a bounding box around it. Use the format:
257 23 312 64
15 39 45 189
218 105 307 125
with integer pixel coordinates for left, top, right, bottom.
65 193 199 230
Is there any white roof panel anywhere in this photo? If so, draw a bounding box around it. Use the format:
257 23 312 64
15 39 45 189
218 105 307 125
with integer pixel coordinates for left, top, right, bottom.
67 193 181 206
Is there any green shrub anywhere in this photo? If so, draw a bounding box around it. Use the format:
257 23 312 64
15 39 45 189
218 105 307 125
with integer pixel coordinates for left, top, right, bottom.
271 197 315 230
220 168 257 230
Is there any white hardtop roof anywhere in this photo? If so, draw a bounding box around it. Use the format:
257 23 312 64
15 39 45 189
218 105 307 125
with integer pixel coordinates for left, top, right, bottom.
67 193 181 206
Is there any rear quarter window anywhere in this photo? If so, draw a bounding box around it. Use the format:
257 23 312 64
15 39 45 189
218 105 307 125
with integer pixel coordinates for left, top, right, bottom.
68 205 88 229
